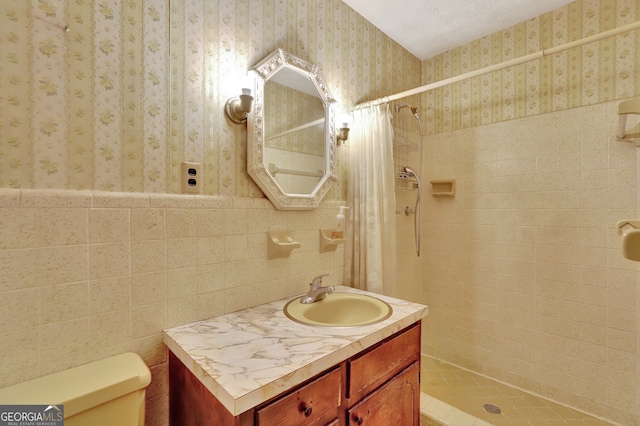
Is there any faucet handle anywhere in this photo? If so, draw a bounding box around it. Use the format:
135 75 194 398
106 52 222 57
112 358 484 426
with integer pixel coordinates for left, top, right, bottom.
309 273 332 290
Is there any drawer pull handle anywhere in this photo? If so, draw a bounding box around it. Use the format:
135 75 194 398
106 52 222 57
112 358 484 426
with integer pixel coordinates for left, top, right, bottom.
300 404 313 417
353 415 364 425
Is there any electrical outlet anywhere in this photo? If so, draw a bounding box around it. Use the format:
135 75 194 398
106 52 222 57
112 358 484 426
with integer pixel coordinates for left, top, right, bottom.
181 161 203 194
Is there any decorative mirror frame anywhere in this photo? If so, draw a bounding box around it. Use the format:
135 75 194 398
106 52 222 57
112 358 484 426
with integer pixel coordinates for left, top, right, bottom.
247 49 337 210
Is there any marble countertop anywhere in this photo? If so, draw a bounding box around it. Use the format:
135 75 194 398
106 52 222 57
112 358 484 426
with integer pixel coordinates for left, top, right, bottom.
163 286 428 416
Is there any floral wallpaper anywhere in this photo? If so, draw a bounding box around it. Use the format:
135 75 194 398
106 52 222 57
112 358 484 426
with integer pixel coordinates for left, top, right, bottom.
0 0 421 198
1 0 169 192
169 0 421 199
421 0 640 133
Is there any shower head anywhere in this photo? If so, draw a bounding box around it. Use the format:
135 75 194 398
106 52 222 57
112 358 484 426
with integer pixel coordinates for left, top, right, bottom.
403 166 418 178
404 166 421 196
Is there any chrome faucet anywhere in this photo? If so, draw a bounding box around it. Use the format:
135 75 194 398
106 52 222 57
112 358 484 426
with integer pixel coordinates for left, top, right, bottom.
300 273 334 304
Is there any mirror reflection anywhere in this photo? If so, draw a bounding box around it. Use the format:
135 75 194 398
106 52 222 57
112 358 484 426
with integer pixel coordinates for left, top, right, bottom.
247 49 337 210
263 70 326 194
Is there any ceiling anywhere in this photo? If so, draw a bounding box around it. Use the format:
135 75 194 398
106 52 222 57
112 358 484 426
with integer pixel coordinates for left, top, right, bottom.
341 0 575 60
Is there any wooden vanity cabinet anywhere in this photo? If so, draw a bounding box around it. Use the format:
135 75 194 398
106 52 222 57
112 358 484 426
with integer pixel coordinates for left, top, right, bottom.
342 322 421 426
169 321 421 426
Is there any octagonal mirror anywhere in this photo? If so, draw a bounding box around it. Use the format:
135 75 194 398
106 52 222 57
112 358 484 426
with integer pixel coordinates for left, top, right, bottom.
247 49 337 210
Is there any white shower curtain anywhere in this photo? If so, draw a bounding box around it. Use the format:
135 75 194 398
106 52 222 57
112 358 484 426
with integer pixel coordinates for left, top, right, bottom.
344 103 397 296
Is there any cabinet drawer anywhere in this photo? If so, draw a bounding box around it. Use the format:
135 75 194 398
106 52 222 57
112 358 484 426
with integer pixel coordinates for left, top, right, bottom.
347 363 420 426
256 367 341 426
347 323 420 403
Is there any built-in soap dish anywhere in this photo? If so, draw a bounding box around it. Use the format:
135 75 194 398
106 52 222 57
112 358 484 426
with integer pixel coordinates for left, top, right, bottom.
319 229 346 253
268 231 301 259
431 179 455 197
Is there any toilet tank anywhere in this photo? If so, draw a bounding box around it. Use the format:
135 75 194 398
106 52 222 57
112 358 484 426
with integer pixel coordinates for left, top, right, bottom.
0 352 151 426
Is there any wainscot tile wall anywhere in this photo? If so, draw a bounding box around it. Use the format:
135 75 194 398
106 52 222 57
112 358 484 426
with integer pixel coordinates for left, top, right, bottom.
0 188 346 425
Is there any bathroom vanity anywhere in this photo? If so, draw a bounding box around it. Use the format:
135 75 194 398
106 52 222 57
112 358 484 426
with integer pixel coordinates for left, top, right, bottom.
163 287 428 425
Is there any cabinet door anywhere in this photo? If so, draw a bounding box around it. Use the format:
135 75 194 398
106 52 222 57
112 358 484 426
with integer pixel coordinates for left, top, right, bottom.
256 368 341 426
347 322 420 404
346 363 419 426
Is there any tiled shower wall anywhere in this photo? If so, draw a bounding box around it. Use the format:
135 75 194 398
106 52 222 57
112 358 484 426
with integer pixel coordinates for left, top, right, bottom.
420 103 639 424
412 1 640 424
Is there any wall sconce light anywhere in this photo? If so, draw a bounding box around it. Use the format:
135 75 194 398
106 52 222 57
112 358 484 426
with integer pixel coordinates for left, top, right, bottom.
224 88 253 124
337 123 350 146
336 113 352 146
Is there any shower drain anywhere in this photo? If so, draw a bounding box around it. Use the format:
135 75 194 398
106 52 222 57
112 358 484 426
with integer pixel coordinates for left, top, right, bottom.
483 403 502 414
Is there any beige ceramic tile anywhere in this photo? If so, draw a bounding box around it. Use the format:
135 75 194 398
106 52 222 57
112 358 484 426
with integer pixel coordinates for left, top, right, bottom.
0 209 40 249
196 209 225 237
131 333 167 367
40 282 89 325
223 259 270 289
89 208 130 243
89 310 132 348
222 282 268 313
39 318 92 362
224 234 248 262
39 209 88 246
20 189 92 208
0 288 39 334
197 263 225 293
231 197 271 209
132 303 167 339
246 233 266 260
92 191 149 208
90 276 131 313
39 245 89 285
167 295 202 328
166 238 197 270
0 248 42 291
89 242 130 280
166 267 197 299
149 194 196 209
0 189 21 207
196 235 225 265
224 208 248 235
166 208 196 239
195 290 225 320
131 208 165 242
131 240 166 274
195 195 233 209
131 271 166 307
0 331 40 387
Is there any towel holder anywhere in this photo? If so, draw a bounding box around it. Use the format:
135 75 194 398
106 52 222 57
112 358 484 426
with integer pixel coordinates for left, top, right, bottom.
616 219 640 262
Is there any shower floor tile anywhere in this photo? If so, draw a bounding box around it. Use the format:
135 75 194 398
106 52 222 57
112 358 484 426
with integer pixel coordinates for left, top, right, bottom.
420 356 614 425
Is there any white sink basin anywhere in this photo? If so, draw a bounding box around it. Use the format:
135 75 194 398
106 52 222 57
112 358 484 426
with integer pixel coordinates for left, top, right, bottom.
284 292 393 327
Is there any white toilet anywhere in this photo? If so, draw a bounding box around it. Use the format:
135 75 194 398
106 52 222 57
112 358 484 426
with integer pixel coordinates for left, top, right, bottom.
0 352 151 426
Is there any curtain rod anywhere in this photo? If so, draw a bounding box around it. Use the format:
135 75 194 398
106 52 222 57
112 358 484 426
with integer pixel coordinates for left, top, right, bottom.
353 20 640 110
